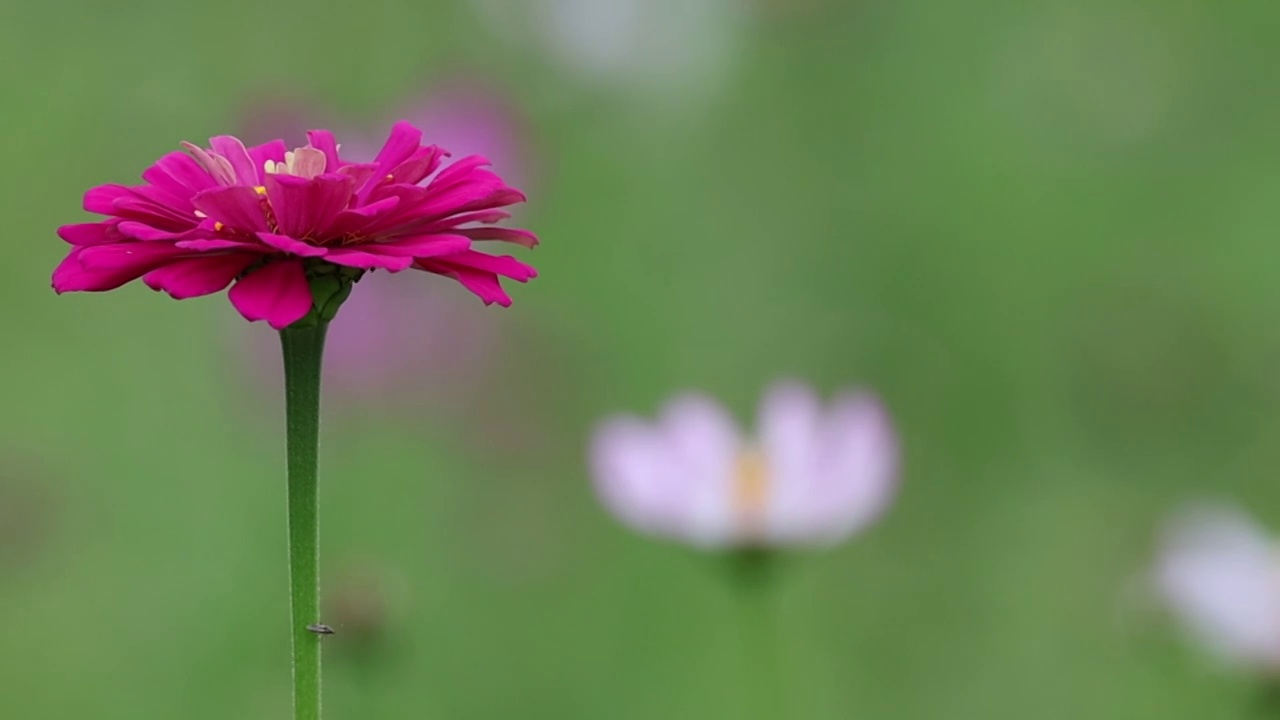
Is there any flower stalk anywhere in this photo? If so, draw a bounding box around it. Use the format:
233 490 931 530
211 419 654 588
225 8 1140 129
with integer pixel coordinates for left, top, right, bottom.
281 322 329 720
729 550 784 720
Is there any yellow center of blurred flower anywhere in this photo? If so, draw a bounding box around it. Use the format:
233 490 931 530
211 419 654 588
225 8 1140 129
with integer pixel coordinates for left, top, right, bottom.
732 447 770 529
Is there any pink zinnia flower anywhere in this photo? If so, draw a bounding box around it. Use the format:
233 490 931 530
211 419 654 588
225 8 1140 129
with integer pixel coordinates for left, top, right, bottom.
589 381 900 548
1154 503 1280 673
52 122 538 328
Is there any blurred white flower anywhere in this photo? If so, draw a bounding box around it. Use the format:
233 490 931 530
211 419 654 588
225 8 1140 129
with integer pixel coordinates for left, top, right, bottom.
472 0 748 107
589 381 899 548
1154 503 1280 672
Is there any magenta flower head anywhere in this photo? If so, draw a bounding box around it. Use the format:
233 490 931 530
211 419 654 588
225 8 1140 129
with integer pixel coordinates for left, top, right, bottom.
1154 503 1280 673
52 121 538 328
589 381 900 549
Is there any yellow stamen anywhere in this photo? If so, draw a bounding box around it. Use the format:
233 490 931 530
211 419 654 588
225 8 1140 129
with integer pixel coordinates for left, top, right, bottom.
213 222 224 231
732 447 770 526
254 185 267 196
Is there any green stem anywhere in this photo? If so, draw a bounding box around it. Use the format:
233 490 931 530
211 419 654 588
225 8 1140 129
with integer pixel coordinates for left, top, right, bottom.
728 551 784 720
281 322 328 720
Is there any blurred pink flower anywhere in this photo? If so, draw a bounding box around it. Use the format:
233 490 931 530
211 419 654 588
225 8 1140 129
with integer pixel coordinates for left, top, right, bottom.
53 122 537 328
590 381 899 548
231 84 537 411
1154 503 1280 673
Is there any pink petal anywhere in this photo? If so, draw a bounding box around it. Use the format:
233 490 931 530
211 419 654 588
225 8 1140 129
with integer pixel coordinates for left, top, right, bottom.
116 221 207 241
181 142 237 185
110 195 197 230
401 182 511 225
415 251 536 306
176 238 270 253
139 155 201 211
262 173 354 238
758 380 823 488
589 395 742 547
357 121 423 201
147 151 218 195
428 155 492 190
306 130 340 171
323 248 414 272
590 418 685 539
387 145 446 186
77 242 192 271
248 140 288 182
453 226 539 248
52 248 138 292
432 250 538 280
325 196 401 237
228 259 313 329
57 222 120 246
361 233 469 258
52 243 190 293
814 393 899 540
426 210 512 230
143 254 258 299
209 136 259 186
336 163 379 190
191 186 269 233
256 232 328 258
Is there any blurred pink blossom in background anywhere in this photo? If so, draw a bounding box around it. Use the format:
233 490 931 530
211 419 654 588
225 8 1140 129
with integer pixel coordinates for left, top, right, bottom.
1154 503 1280 674
589 381 899 548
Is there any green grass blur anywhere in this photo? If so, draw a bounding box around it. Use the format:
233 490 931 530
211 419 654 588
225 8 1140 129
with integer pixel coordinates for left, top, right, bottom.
4 0 1280 717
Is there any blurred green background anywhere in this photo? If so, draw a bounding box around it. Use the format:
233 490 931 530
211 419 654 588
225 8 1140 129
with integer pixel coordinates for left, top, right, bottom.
4 0 1280 717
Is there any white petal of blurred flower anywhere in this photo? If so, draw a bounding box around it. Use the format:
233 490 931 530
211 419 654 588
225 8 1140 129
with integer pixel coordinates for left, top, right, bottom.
1155 503 1280 672
589 381 899 548
472 0 749 108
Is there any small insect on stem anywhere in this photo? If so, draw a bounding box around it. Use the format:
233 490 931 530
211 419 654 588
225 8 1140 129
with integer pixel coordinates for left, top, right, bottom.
306 623 335 635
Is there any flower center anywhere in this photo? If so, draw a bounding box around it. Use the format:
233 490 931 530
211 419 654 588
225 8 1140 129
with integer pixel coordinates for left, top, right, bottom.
732 447 770 531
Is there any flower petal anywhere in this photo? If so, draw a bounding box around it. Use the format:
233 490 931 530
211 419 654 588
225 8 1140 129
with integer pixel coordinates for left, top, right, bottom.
181 142 237 185
262 173 354 238
415 251 537 306
357 121 423 201
52 242 191 293
191 186 269 232
428 155 492 190
147 151 218 195
811 392 899 542
306 130 340 172
360 233 469 258
57 222 120 246
77 242 192 271
1157 504 1280 667
256 232 327 257
388 145 446 186
248 140 288 182
325 196 401 237
452 226 539 248
143 254 258 299
176 238 270 253
228 259 313 329
116 221 208 241
323 248 414 272
209 136 259 186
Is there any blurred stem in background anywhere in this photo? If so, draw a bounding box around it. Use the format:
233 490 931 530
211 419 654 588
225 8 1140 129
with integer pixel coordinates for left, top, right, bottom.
729 550 785 720
281 322 329 720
